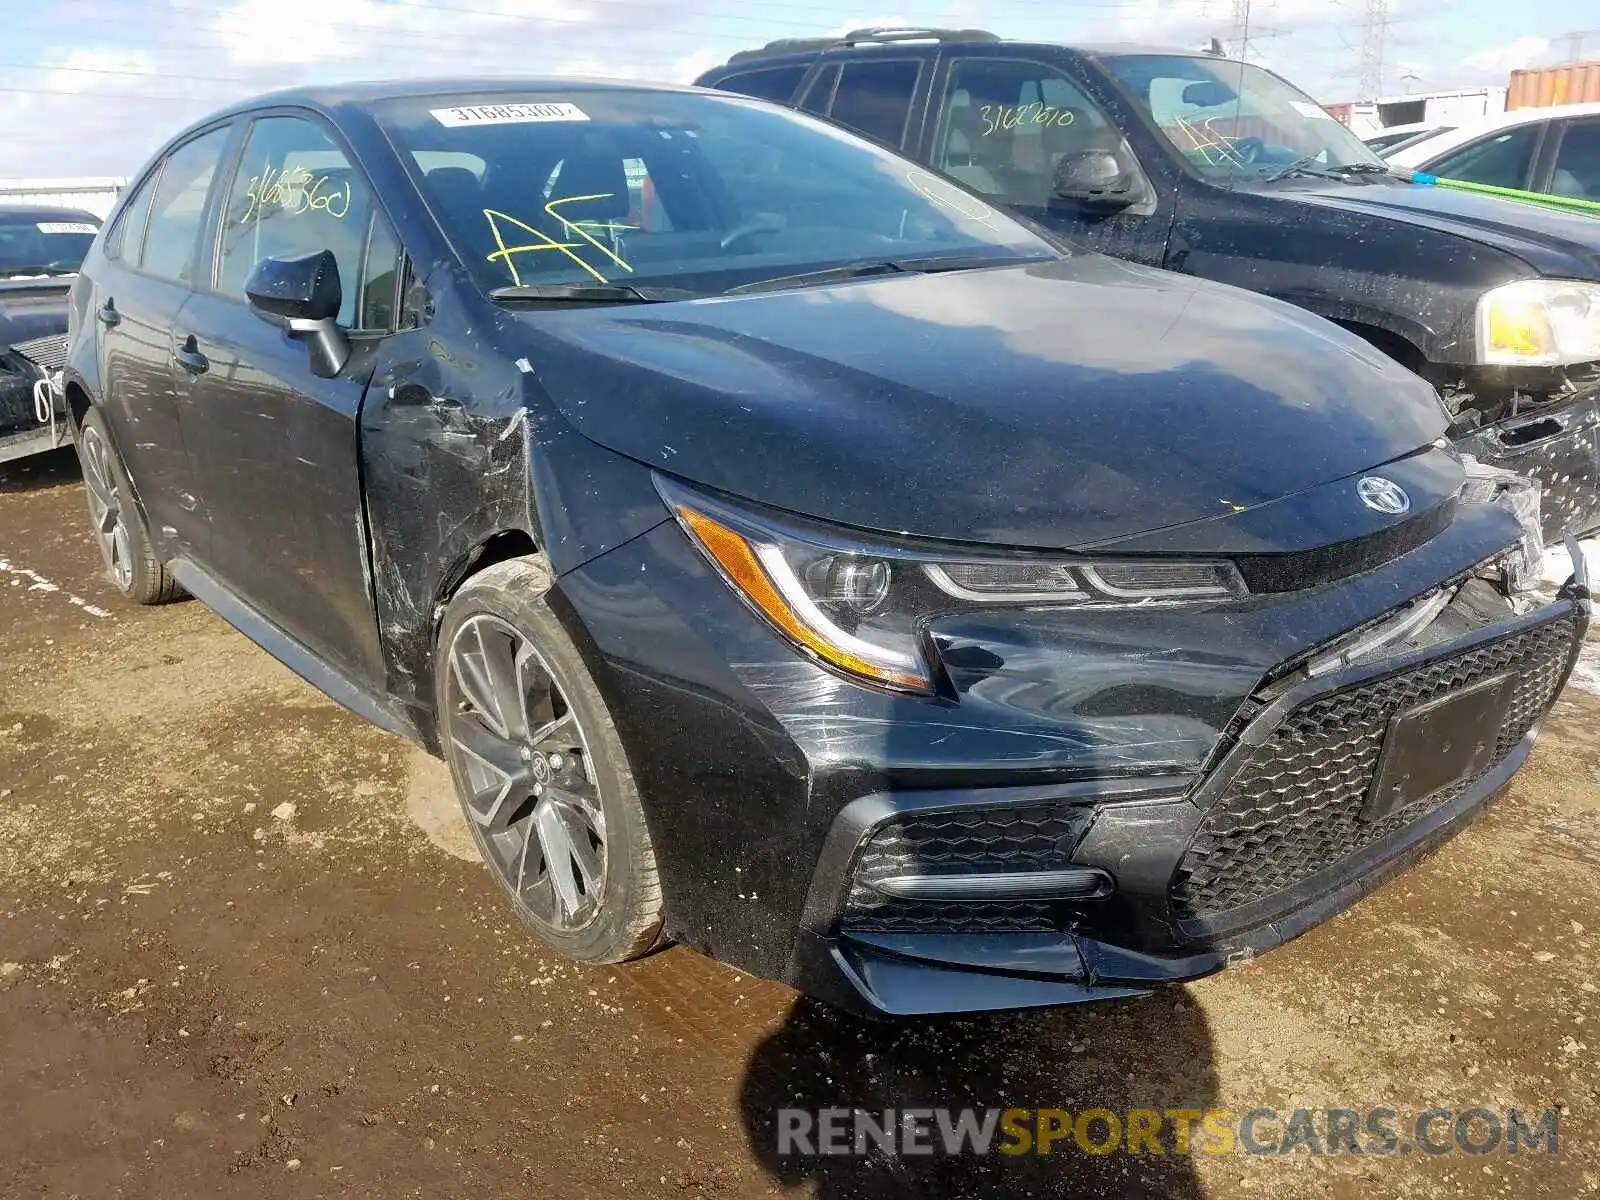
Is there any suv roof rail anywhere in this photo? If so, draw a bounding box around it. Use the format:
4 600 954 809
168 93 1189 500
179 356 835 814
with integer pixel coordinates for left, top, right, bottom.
725 26 999 65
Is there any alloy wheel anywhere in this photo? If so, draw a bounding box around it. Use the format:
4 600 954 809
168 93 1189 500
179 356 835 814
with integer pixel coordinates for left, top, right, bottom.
443 614 608 933
79 425 133 591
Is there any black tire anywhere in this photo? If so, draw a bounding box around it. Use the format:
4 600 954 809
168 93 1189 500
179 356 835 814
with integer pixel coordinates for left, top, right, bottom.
74 407 181 605
434 556 664 963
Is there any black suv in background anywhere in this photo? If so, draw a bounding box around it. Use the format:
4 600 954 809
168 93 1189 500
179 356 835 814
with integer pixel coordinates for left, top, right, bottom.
697 29 1600 540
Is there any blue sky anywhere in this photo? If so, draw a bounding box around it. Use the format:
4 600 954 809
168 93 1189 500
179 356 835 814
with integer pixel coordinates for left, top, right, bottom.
4 0 1597 176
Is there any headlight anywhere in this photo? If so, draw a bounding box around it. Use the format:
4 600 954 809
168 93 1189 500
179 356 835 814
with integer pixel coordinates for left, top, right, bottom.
1477 279 1600 367
658 476 1246 696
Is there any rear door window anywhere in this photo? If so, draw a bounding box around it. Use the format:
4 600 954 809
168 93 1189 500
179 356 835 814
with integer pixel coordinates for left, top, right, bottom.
1426 124 1543 190
826 59 922 148
716 66 807 104
1550 117 1600 199
106 174 157 265
140 126 231 285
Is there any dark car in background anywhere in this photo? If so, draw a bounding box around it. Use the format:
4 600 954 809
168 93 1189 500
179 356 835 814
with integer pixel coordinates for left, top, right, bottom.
0 206 98 464
697 30 1600 541
61 79 1587 1016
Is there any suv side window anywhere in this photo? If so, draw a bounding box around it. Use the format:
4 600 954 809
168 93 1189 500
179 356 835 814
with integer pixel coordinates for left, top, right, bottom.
716 65 807 104
215 114 378 328
934 59 1125 208
827 59 922 148
800 65 838 116
1426 124 1542 190
1551 117 1600 199
141 127 231 285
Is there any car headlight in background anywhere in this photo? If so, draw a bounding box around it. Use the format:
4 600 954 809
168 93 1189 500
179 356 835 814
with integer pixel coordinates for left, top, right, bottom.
1477 279 1600 367
657 476 1247 696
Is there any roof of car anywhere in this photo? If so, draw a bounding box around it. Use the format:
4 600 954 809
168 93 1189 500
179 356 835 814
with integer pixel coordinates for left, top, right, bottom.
205 76 705 115
0 204 100 223
711 32 1223 71
1387 100 1600 168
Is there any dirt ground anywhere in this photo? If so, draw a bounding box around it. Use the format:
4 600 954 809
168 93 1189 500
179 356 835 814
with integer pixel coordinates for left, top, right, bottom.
1 447 1596 1200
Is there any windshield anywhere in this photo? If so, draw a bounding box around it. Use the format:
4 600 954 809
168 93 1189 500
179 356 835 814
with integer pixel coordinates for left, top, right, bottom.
376 90 1058 295
0 214 98 278
1101 55 1386 180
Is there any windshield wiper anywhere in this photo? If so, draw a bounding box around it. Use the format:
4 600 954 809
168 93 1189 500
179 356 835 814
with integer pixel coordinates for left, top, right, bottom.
1259 155 1350 183
487 283 697 305
726 254 1050 296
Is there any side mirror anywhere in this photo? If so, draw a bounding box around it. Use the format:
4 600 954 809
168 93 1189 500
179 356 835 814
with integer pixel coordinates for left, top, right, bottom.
1050 149 1145 212
244 250 350 378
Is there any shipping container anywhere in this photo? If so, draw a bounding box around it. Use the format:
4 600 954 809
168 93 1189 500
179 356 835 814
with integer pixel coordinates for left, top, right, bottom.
1508 62 1600 110
1323 88 1503 137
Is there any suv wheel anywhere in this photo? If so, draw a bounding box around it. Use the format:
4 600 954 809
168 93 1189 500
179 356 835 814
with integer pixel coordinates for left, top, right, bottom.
435 557 664 963
75 408 180 604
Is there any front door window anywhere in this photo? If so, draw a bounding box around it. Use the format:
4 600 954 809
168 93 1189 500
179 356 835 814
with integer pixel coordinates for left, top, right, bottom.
934 59 1124 209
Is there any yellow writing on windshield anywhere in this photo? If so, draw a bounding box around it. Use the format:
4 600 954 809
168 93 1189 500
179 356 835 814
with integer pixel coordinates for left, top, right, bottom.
483 194 636 285
241 163 352 223
1172 116 1247 167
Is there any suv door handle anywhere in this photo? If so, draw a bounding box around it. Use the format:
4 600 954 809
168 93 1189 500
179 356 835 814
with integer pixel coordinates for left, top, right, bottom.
172 335 209 375
96 299 120 328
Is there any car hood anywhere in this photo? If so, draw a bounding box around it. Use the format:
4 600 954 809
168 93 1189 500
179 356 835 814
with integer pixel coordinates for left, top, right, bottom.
1274 180 1600 278
517 255 1450 550
0 277 72 350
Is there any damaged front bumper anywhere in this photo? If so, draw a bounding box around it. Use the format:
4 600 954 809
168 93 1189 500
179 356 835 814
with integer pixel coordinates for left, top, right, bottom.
0 333 71 466
788 582 1587 1016
559 480 1590 1018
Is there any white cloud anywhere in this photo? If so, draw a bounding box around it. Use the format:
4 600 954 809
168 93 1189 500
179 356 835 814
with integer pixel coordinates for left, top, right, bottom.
39 47 161 94
211 0 591 69
1461 35 1551 74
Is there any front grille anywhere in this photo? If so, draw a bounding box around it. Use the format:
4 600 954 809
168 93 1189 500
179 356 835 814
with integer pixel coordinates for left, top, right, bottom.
842 802 1093 934
11 332 68 373
1170 612 1578 924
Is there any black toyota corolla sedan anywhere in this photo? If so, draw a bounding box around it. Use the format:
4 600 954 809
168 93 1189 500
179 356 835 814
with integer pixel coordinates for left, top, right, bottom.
62 79 1588 1016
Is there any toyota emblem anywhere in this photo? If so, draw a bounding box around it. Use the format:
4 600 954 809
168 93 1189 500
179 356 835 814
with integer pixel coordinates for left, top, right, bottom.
1357 476 1411 515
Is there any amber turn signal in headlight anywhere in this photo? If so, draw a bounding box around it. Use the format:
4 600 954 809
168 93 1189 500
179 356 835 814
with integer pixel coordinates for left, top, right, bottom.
674 505 932 692
1478 280 1600 367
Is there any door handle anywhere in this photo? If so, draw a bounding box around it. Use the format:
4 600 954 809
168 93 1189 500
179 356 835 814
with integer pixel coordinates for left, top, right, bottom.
96 299 120 328
172 335 209 375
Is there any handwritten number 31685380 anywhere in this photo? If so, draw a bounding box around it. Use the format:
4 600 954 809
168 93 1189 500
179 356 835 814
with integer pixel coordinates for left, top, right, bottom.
241 163 352 224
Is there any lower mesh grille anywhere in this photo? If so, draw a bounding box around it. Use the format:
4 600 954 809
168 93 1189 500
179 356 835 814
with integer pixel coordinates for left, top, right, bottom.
11 332 69 373
1170 612 1578 924
842 802 1093 935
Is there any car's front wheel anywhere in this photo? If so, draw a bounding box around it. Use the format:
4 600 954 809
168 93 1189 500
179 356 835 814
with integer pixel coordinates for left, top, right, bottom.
74 407 180 604
434 557 664 963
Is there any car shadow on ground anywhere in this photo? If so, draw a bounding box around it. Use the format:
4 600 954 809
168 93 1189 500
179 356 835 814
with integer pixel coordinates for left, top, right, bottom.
741 992 1214 1199
0 446 79 493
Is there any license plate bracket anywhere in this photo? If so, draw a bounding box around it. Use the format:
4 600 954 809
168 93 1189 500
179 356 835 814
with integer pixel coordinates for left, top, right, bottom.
1364 672 1512 823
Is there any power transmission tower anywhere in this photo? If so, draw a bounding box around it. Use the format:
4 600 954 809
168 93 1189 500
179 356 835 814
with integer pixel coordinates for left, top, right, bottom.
1358 0 1390 99
1233 0 1251 57
1559 29 1600 62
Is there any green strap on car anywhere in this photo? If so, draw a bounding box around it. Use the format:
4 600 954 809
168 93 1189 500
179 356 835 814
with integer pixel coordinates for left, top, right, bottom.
1410 172 1600 218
